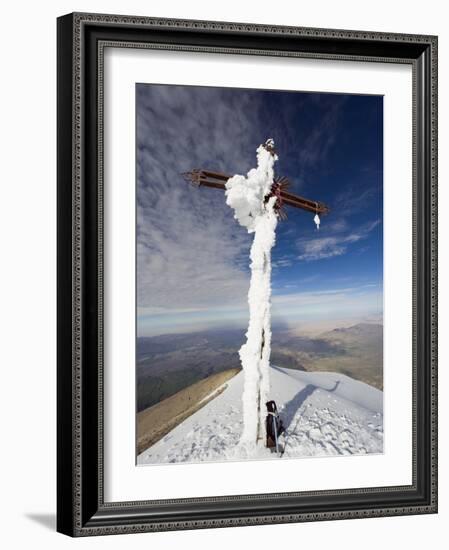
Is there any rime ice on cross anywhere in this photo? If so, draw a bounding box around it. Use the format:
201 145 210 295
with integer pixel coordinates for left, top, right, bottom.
225 140 279 446
183 140 329 449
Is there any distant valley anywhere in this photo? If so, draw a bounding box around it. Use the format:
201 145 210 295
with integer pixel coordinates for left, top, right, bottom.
137 322 383 412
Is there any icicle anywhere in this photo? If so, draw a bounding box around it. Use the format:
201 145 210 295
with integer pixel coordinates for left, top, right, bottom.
314 213 320 230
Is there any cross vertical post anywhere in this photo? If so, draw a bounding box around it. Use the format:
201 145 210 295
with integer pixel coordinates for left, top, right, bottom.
183 140 329 449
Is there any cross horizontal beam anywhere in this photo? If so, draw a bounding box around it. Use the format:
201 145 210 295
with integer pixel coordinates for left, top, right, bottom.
182 169 330 216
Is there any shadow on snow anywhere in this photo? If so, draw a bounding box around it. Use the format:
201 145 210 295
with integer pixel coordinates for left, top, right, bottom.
270 366 341 453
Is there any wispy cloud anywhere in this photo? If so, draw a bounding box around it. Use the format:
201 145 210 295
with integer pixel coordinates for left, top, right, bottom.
272 257 294 268
334 180 381 217
137 84 267 312
285 95 347 188
298 98 343 168
137 283 382 336
297 219 381 261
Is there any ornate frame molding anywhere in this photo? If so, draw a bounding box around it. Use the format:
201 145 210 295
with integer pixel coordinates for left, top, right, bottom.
57 12 438 536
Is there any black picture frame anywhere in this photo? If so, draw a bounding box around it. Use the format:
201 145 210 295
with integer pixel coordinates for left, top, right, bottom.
57 12 438 537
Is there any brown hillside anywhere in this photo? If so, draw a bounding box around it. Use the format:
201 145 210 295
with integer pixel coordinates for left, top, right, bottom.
137 368 240 455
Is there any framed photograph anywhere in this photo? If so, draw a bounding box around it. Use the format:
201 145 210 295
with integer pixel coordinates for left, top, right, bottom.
57 12 438 536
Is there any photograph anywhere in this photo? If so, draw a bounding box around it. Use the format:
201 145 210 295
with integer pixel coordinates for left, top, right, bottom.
135 83 384 465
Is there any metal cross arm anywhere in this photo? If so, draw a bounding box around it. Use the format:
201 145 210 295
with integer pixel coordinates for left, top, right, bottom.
182 169 330 216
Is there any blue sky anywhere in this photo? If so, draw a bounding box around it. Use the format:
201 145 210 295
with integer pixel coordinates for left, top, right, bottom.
136 84 383 336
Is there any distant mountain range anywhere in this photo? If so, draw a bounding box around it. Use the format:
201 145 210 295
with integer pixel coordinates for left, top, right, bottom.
304 323 383 390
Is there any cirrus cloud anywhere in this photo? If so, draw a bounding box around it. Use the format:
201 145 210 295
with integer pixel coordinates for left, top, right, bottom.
297 219 381 261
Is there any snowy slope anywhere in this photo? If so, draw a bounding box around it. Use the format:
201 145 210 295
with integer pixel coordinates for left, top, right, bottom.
137 366 383 465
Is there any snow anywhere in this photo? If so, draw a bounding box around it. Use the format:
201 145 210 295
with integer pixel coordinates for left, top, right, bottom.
138 366 384 465
225 140 277 233
224 140 278 446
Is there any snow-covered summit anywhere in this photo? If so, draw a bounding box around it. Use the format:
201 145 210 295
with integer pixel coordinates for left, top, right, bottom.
137 366 383 465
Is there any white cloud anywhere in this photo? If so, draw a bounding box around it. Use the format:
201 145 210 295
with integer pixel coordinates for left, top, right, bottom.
136 85 263 312
297 219 381 261
137 283 382 336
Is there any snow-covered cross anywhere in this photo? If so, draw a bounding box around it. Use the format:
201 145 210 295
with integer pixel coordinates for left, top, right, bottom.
183 140 329 451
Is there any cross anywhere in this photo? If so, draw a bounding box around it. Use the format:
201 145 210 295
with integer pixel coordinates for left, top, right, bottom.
182 140 330 451
182 163 329 219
